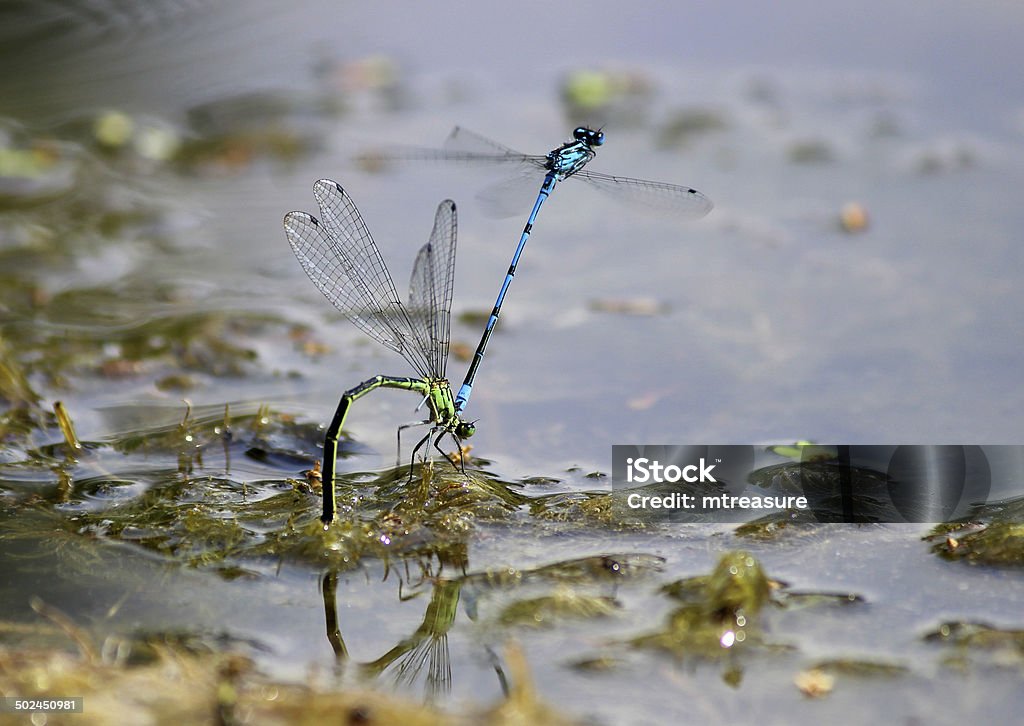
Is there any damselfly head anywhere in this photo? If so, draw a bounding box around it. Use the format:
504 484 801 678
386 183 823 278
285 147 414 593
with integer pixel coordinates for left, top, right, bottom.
455 420 476 438
573 127 605 147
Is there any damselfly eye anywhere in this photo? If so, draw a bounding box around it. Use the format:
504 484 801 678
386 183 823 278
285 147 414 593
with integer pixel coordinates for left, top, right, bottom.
456 422 476 438
573 126 588 140
590 130 605 146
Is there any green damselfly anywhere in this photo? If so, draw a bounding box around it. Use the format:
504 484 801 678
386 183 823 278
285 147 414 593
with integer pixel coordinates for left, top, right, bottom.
285 180 474 524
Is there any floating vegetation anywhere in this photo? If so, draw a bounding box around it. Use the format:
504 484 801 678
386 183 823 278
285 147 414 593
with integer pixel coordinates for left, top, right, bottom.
0 334 49 449
575 550 872 682
531 491 617 527
786 138 836 164
771 589 865 610
0 605 575 726
174 127 316 176
660 551 772 615
745 459 897 523
0 402 531 575
931 521 1024 566
464 554 665 594
911 138 979 175
588 297 670 316
43 95 328 176
806 658 909 678
925 495 1024 567
559 67 655 128
733 515 816 541
923 621 1024 671
0 122 81 207
313 53 412 114
495 588 619 629
656 108 728 148
628 551 773 661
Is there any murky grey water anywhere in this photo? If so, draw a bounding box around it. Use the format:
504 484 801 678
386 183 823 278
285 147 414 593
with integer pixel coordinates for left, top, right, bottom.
1 1 1023 723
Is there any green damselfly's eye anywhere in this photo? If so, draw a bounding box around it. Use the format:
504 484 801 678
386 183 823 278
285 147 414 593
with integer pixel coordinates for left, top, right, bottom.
456 421 476 438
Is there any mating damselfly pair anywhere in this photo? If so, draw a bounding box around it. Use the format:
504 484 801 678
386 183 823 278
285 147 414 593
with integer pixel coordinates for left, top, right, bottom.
285 127 712 523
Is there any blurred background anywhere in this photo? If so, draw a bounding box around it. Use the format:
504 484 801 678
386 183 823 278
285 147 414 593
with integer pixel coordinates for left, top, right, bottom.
2 1 1023 722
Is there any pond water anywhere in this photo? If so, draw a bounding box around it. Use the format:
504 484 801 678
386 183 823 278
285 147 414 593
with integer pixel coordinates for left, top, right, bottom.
1 1 1023 723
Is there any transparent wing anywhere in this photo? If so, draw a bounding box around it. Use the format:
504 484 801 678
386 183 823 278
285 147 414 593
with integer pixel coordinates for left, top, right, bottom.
473 164 547 218
441 127 542 165
407 199 458 378
283 179 432 378
356 127 545 174
572 169 714 218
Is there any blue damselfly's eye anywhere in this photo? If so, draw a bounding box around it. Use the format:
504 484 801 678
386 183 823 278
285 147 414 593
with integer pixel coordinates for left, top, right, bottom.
590 129 605 146
573 127 588 140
